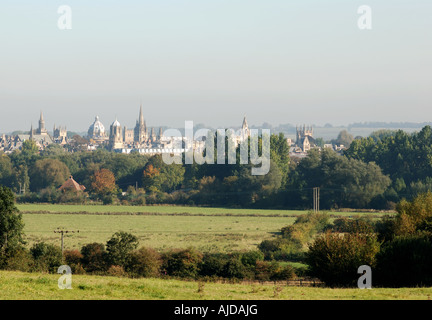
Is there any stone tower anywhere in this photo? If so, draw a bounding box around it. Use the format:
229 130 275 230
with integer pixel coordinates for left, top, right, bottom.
37 111 48 135
134 104 147 145
109 118 123 150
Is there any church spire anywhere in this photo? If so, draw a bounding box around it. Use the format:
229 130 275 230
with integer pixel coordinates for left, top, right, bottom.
242 115 248 129
139 103 144 125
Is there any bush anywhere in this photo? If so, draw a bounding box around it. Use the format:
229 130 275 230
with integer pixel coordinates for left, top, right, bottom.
5 248 33 272
258 238 303 261
331 217 375 234
30 242 63 273
221 256 253 280
63 249 86 274
199 253 230 278
375 233 432 287
305 232 380 287
106 265 127 277
162 248 203 279
80 242 108 273
105 232 139 267
240 250 264 268
254 261 296 281
125 247 162 278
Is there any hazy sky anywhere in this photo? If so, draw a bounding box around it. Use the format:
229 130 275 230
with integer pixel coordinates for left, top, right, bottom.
0 0 431 133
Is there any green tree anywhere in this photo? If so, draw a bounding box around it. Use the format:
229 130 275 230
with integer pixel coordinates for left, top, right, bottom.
125 247 162 278
306 231 380 287
105 232 139 267
80 242 108 273
0 187 25 267
30 242 62 273
29 158 71 192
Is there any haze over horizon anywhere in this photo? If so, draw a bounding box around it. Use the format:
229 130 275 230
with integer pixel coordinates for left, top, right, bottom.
1 1 431 133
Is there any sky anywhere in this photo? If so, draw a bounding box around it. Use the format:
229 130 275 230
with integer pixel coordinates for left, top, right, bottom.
0 0 431 133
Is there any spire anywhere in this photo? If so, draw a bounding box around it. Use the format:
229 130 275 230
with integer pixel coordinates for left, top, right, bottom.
242 115 248 129
40 110 44 122
139 104 144 125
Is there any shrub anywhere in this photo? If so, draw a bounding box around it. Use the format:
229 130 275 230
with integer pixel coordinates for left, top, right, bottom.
63 249 86 274
305 231 380 287
199 253 230 278
125 247 162 278
80 242 108 273
30 242 63 273
258 238 303 261
221 256 253 280
106 265 127 277
105 232 139 267
5 248 33 272
375 233 432 287
162 248 203 279
331 217 375 234
240 250 264 268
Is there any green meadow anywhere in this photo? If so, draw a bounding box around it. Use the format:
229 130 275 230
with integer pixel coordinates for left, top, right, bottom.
17 204 393 252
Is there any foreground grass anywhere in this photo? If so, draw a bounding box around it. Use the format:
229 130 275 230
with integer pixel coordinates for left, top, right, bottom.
0 270 431 300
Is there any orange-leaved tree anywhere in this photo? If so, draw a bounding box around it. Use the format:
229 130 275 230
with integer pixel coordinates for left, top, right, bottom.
90 168 117 197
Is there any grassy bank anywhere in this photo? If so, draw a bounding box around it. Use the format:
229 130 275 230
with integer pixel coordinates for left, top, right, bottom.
0 270 430 300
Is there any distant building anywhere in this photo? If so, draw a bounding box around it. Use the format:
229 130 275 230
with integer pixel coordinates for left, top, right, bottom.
58 175 86 192
295 125 317 152
87 116 108 143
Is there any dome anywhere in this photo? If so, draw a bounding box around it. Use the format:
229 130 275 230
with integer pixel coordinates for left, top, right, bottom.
88 116 106 138
111 118 121 127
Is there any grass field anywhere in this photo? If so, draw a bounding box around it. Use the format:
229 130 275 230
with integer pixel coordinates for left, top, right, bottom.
0 270 431 300
17 204 394 252
21 213 297 252
16 203 392 217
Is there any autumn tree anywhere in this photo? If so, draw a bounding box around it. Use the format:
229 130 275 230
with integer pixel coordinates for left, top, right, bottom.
90 168 117 198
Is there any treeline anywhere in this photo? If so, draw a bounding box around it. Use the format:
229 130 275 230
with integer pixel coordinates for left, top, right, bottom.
345 126 432 207
2 127 432 209
304 192 432 287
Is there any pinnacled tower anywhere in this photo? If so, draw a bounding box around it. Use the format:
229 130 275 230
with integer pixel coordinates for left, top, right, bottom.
37 111 48 135
150 127 156 142
109 118 123 150
134 104 147 145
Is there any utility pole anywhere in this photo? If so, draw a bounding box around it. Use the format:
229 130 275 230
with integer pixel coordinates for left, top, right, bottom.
313 187 320 213
54 227 79 257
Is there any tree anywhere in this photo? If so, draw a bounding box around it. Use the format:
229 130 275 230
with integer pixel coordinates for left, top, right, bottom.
30 242 62 273
0 187 25 266
375 234 432 287
333 130 354 148
125 247 162 278
0 156 13 187
90 168 117 197
29 158 71 192
142 155 185 193
80 242 108 273
290 149 391 209
105 232 139 267
306 231 380 287
161 247 203 279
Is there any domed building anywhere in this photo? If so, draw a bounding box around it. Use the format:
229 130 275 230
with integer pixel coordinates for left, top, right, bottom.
87 116 108 142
